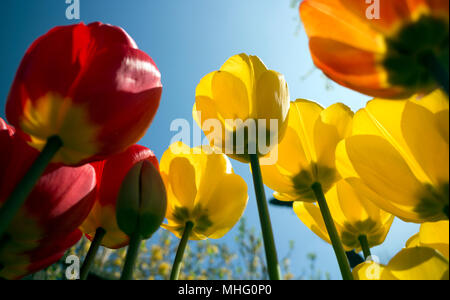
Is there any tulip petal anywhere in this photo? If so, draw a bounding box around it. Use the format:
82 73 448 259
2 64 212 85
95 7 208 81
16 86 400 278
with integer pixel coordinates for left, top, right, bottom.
386 247 449 280
314 103 353 172
401 101 449 185
293 202 334 247
255 71 289 125
339 0 421 35
289 99 324 164
309 38 409 99
406 232 421 248
353 98 431 183
200 174 248 239
168 157 197 212
344 135 423 210
300 0 384 52
419 221 449 258
211 71 250 121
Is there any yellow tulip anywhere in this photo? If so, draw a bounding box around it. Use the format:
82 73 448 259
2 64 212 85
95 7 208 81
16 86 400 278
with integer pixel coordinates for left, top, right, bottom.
261 99 354 202
160 142 248 240
353 247 449 280
294 179 394 252
406 221 449 259
193 53 290 163
336 90 449 223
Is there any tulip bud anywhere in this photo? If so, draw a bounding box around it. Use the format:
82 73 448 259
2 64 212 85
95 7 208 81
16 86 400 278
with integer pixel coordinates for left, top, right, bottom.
116 160 167 239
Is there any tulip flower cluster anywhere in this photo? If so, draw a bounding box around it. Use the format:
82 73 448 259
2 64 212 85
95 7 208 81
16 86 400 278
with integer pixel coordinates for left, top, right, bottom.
0 0 448 281
0 22 167 280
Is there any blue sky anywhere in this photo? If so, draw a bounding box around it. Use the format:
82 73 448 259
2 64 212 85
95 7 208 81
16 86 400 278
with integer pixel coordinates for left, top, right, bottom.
0 0 420 279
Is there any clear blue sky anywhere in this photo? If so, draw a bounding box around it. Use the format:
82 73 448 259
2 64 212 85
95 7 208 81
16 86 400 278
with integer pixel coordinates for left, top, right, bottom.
0 0 419 279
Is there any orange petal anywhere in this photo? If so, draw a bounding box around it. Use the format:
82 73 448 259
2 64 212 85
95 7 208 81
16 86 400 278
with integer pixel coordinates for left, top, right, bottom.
339 0 420 35
300 0 384 53
309 38 410 98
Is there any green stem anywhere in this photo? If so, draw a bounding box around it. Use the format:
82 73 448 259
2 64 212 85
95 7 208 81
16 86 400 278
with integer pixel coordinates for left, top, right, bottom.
423 52 449 97
170 221 193 280
80 227 106 280
120 231 142 280
0 136 62 239
358 235 372 260
249 154 281 280
311 182 353 280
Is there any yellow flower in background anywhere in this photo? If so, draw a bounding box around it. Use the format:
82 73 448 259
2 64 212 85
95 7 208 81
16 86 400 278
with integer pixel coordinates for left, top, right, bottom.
353 247 449 280
337 90 449 223
160 142 248 240
294 179 394 252
406 220 449 259
261 99 353 202
193 53 290 163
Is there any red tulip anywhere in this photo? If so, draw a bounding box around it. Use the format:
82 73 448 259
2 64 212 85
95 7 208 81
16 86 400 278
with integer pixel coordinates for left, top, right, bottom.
80 144 159 249
0 118 96 279
6 22 163 165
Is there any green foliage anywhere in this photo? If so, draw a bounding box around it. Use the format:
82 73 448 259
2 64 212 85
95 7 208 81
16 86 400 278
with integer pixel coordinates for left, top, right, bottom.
26 219 329 280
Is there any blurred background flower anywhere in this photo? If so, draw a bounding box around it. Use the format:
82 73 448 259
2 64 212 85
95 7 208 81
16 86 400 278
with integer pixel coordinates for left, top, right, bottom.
300 0 449 98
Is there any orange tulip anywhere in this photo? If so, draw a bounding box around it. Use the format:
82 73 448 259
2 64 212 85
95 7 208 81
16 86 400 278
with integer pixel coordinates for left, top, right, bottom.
300 0 449 98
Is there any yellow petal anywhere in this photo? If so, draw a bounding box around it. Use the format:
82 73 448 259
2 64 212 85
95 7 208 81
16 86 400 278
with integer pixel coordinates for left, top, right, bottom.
260 162 296 196
200 174 248 239
406 232 421 248
386 247 449 280
343 135 423 209
255 70 290 127
293 202 336 247
353 98 430 183
168 157 197 211
345 177 420 223
412 89 449 114
249 55 268 81
211 70 250 120
401 101 449 185
320 103 354 140
196 71 215 99
289 99 324 164
313 103 353 175
266 126 311 181
419 221 449 258
335 139 360 179
331 180 368 226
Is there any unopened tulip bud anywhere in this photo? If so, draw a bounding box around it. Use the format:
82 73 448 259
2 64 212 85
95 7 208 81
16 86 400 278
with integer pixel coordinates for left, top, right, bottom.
116 160 167 239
